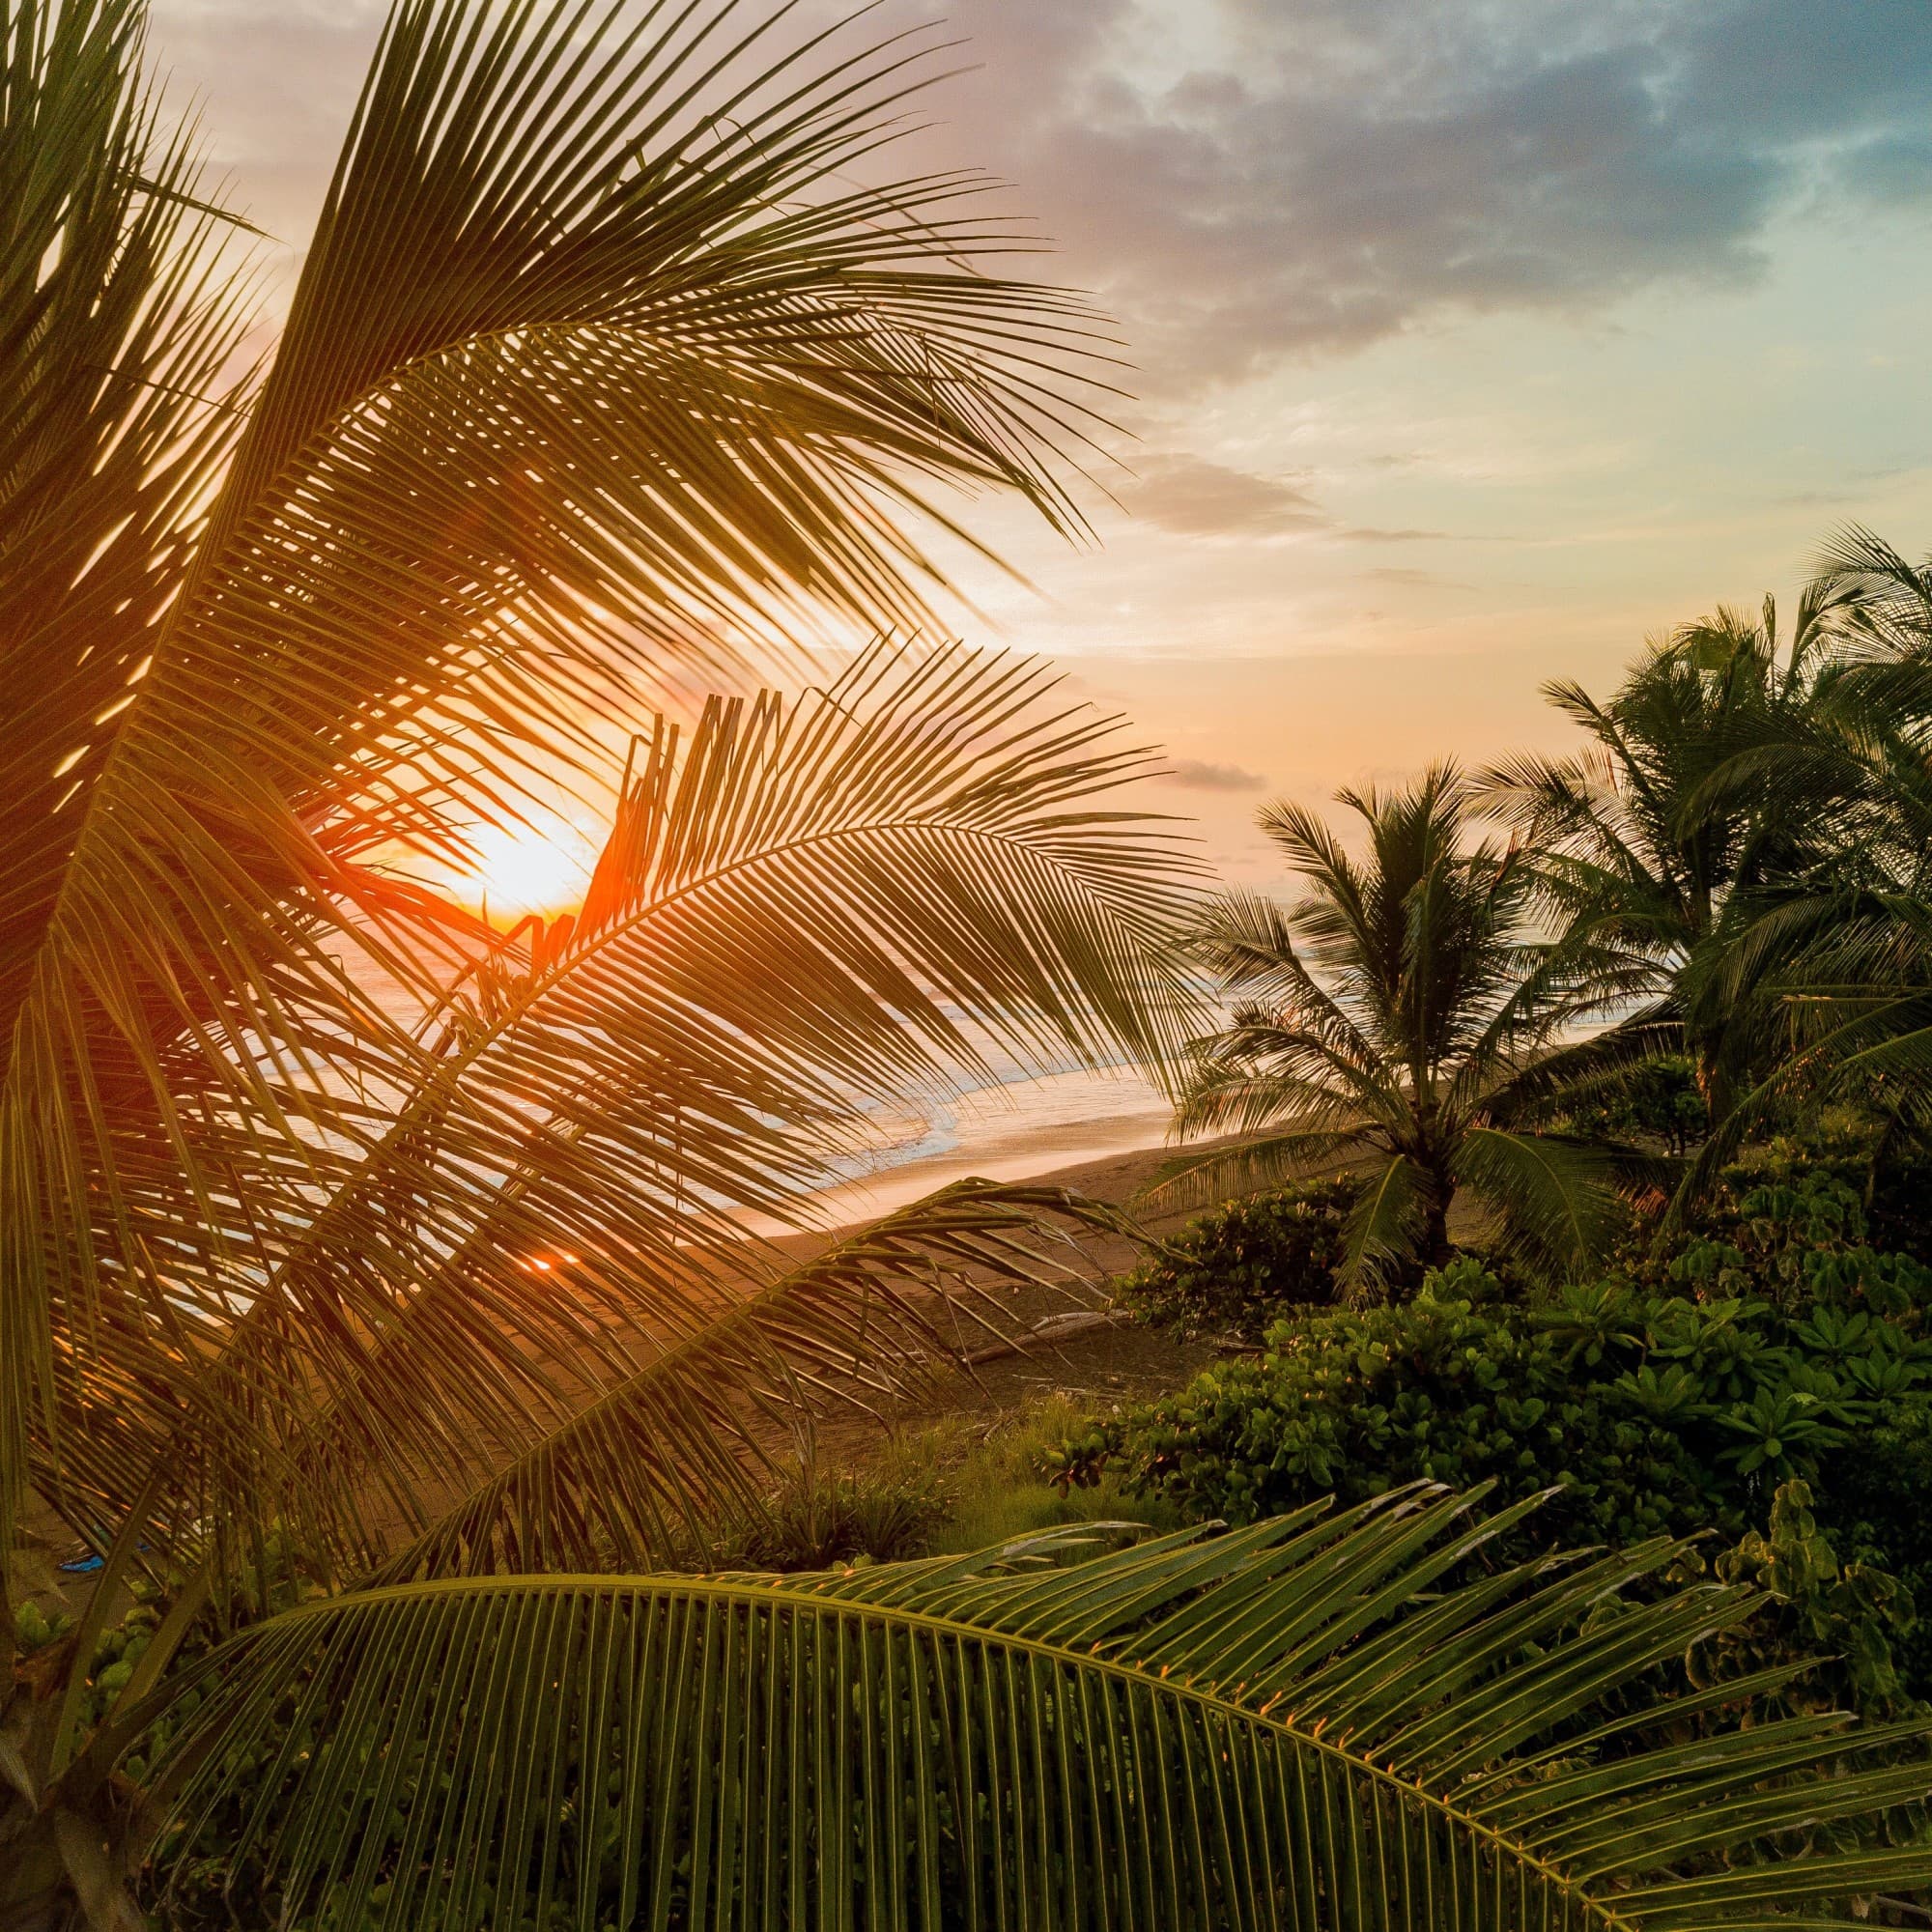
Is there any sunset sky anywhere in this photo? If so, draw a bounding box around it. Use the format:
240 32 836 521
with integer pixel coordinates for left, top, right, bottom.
151 0 1932 887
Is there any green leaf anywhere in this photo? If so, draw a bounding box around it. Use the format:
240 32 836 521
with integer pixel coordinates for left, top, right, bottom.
143 1485 1932 1930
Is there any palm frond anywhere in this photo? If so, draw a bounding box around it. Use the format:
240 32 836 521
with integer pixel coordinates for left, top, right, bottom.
4 0 1140 1552
1452 1125 1622 1279
1138 1125 1377 1209
365 1179 1126 1580
43 640 1202 1567
1339 1150 1429 1290
136 1484 1932 1930
0 0 263 1547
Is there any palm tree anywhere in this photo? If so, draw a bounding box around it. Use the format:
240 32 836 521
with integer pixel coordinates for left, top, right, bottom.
3 4 1926 1924
1474 590 1857 1121
1165 768 1626 1291
1678 531 1932 1172
0 0 1189 1912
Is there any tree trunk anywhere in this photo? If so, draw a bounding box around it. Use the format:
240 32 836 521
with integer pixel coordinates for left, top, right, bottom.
1422 1189 1453 1273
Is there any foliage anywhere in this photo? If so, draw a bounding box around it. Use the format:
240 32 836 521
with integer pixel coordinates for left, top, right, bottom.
1559 1053 1708 1154
10 1542 323 1927
1475 596 1856 1121
1633 1140 1932 1314
1688 1479 1923 1726
1064 1197 1932 1571
11 0 1932 1920
1 0 1157 1582
920 1400 1180 1554
1116 1177 1356 1339
710 1443 959 1574
139 1486 1932 1930
1817 1398 1932 1704
1166 766 1630 1290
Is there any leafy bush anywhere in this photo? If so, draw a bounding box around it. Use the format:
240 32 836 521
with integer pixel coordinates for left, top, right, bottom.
7 1541 324 1927
715 1444 957 1571
1117 1177 1357 1339
1063 1246 1932 1541
1688 1479 1922 1724
1562 1052 1708 1153
1634 1148 1932 1312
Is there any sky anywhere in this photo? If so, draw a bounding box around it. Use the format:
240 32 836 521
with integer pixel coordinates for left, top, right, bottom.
148 0 1932 888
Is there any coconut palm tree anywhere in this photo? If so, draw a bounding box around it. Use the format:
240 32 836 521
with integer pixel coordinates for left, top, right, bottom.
1164 768 1630 1291
1474 591 1858 1122
0 0 1193 1911
1676 531 1932 1172
3 3 1928 1925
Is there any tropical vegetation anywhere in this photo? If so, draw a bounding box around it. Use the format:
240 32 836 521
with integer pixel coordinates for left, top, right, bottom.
1163 767 1631 1289
1114 1174 1357 1339
1066 1156 1932 1607
9 0 1932 1926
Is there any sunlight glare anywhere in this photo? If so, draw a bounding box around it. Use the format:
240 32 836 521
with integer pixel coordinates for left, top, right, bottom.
463 813 596 921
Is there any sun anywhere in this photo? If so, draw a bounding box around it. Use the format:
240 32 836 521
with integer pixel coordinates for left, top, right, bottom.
461 813 596 922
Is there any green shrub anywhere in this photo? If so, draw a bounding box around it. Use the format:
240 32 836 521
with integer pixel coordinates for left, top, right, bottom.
715 1444 956 1572
1561 1052 1707 1153
1688 1478 1922 1724
1061 1237 1932 1552
1632 1149 1932 1312
1118 1177 1357 1339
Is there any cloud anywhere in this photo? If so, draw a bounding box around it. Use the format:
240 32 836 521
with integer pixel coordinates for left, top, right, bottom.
1119 452 1455 542
1362 566 1468 588
143 0 1932 404
1122 454 1324 537
892 0 1932 391
1159 758 1268 792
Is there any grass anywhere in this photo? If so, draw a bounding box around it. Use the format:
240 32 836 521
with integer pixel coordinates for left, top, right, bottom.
900 1396 1178 1557
707 1397 1179 1573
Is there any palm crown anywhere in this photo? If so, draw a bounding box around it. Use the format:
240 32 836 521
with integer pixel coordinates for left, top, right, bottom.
1474 592 1861 1119
1171 767 1622 1287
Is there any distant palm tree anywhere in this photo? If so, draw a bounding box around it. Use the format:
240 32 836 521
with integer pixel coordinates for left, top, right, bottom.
1474 591 1854 1120
3 3 1922 1925
1166 767 1623 1290
1682 532 1932 1167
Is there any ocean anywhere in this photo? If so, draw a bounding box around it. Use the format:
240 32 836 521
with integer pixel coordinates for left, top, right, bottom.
797 1063 1174 1223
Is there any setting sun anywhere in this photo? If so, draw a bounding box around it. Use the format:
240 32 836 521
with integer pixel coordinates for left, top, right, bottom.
461 813 596 921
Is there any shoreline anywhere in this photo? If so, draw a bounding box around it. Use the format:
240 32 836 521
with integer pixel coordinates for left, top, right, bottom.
787 1105 1183 1229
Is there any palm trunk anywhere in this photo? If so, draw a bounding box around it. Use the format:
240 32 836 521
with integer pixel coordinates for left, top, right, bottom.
0 1779 142 1932
1422 1174 1454 1273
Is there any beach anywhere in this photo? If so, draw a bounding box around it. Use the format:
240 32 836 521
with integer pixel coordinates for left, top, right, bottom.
782 1064 1180 1227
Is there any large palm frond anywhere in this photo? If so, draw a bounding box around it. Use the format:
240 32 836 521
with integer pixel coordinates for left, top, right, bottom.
131 1484 1932 1929
0 0 263 1547
1 0 1131 1551
1451 1125 1621 1278
365 1178 1128 1582
37 641 1200 1572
